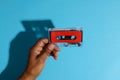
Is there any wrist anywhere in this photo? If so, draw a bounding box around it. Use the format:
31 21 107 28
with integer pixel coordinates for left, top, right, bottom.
19 71 36 80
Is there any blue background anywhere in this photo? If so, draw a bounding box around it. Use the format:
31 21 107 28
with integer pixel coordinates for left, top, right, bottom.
0 0 120 80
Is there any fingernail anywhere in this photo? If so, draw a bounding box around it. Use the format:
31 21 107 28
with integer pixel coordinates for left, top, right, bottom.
44 39 48 43
55 46 60 50
48 44 55 50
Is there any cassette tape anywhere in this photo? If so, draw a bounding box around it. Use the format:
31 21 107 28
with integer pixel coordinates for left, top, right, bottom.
49 28 83 47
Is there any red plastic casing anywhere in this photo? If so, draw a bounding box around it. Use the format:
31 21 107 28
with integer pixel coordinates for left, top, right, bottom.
50 30 82 43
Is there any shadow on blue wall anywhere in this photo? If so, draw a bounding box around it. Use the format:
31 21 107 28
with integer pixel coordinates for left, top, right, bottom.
0 20 55 80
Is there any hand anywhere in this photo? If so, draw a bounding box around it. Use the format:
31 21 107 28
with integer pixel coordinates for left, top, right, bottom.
19 38 60 80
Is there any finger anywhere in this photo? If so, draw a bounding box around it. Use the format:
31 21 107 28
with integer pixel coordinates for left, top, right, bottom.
54 46 60 51
51 46 60 60
33 38 48 48
51 51 58 60
29 38 49 60
38 43 56 61
30 47 43 55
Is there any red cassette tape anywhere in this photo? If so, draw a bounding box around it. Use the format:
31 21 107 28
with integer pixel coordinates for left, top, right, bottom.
49 28 83 47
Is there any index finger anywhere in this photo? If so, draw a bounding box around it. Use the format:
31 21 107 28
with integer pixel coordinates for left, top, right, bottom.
33 38 49 48
30 38 49 60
